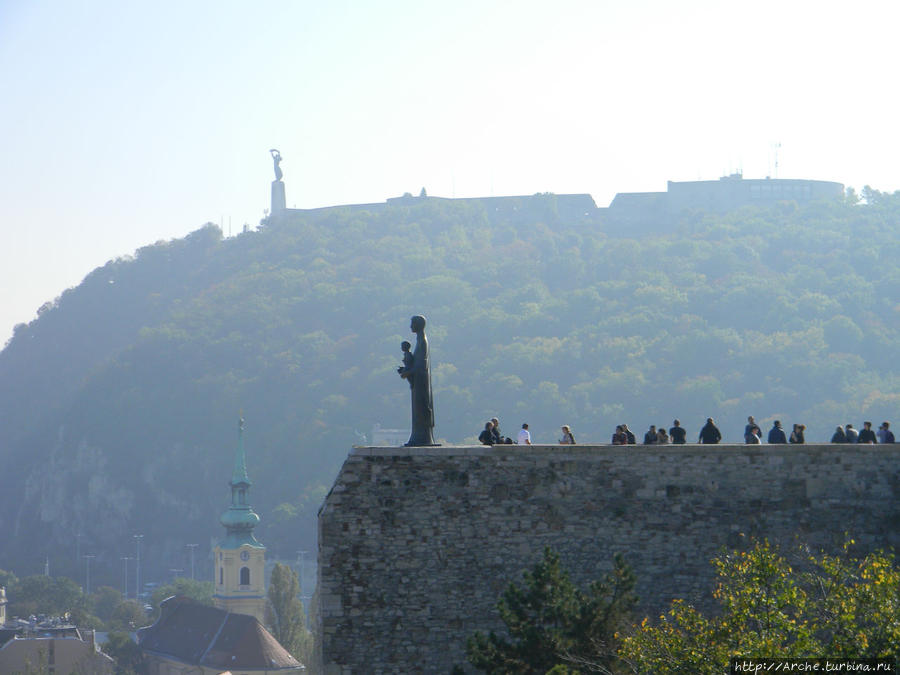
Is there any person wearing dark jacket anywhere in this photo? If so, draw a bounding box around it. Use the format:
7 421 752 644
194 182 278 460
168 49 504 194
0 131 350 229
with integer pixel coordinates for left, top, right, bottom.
830 426 847 443
699 418 721 444
768 421 787 444
478 422 494 445
858 421 878 444
789 424 806 444
622 424 636 444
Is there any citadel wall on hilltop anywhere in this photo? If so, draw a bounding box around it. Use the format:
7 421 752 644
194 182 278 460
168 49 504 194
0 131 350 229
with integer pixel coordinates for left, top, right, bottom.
318 444 900 674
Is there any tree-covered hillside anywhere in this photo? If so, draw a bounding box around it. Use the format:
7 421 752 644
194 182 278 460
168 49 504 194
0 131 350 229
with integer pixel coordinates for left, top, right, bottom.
1 189 899 587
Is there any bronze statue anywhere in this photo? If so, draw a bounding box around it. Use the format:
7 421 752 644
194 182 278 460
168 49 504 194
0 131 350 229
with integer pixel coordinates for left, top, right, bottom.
398 315 435 446
269 149 283 182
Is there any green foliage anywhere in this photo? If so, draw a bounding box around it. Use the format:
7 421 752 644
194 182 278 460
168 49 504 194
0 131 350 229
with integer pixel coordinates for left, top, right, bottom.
619 539 900 673
149 577 213 617
4 195 900 575
466 547 636 674
102 631 146 675
7 574 85 619
266 562 313 666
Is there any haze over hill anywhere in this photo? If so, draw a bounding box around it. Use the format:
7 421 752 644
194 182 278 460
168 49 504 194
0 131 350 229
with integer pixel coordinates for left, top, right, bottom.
6 1 900 348
2 187 900 587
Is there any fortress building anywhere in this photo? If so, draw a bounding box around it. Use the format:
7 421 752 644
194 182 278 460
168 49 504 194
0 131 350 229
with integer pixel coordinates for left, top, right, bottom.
604 173 844 229
318 442 900 673
266 162 843 237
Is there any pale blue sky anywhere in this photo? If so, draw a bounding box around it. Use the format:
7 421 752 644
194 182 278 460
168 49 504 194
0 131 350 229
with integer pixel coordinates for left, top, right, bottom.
2 0 899 342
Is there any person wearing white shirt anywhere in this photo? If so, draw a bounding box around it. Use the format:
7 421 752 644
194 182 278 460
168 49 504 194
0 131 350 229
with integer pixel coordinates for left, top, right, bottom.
517 423 532 445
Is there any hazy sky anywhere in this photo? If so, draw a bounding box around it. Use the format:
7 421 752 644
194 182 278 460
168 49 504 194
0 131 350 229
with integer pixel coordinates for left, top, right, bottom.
2 0 899 343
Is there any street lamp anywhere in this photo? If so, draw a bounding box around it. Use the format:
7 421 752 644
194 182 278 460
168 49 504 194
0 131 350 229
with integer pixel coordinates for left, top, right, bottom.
134 534 144 600
186 544 198 581
121 557 133 598
296 550 308 595
84 555 96 595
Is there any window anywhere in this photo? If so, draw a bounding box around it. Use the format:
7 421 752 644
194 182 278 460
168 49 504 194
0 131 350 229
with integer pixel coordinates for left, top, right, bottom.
240 566 250 585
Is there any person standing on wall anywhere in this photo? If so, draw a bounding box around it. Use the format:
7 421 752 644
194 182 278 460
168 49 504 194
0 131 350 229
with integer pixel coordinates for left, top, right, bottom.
768 420 787 444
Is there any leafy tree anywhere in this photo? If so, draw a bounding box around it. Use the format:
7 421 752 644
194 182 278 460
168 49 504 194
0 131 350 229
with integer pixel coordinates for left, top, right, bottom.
102 631 146 675
148 577 213 618
90 586 124 623
266 562 313 665
8 575 85 618
466 547 636 674
108 599 150 631
0 568 18 589
619 539 900 674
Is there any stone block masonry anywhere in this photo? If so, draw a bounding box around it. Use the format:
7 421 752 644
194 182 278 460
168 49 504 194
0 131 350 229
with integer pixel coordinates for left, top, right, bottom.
318 444 900 674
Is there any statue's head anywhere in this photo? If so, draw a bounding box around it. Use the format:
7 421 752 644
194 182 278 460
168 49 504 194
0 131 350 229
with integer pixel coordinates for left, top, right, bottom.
410 315 426 333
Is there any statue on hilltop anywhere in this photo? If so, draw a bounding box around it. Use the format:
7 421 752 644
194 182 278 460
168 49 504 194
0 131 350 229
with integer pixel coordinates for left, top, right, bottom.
269 149 283 182
397 315 436 446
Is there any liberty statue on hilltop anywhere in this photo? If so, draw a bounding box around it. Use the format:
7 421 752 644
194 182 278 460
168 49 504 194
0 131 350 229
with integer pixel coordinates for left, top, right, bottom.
269 149 283 181
269 149 286 213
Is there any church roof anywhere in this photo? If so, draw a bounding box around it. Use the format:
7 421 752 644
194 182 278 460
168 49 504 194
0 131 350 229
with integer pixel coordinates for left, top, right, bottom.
138 596 302 671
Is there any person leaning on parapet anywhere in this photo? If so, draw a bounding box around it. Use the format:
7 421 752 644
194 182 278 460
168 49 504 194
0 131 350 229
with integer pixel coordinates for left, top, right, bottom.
621 424 636 444
478 422 494 446
699 417 721 444
768 420 787 444
643 425 658 444
612 425 628 445
559 425 576 444
789 424 806 444
830 425 847 443
745 424 762 444
491 417 512 444
517 423 532 445
877 421 895 444
845 423 859 443
656 426 669 444
857 421 877 444
669 419 687 444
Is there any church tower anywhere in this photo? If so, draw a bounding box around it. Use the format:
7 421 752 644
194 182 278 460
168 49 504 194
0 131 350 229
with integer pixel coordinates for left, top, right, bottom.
213 417 267 622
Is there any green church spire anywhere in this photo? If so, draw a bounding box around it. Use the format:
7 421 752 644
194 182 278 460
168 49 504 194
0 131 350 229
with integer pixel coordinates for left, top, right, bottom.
219 415 262 548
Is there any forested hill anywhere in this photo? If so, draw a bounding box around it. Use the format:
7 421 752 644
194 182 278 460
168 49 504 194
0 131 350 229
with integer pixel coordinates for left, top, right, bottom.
2 189 900 584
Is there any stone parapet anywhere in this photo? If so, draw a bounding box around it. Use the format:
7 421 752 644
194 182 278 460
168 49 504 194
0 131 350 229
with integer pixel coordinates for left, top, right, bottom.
318 444 900 673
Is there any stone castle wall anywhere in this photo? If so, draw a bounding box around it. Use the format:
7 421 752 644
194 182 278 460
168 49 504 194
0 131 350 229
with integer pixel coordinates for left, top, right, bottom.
317 444 900 674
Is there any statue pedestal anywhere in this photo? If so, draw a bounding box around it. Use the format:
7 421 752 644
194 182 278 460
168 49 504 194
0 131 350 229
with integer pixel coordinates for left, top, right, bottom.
271 181 286 213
